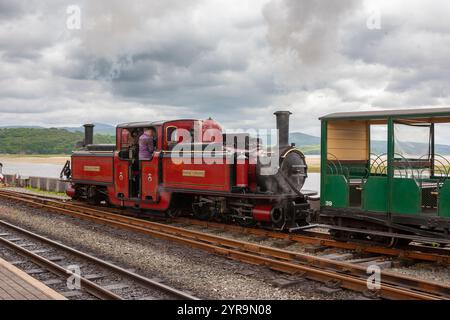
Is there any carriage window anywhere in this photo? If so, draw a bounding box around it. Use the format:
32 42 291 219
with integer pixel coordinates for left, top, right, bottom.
370 124 387 175
394 122 431 159
433 122 450 179
393 121 432 179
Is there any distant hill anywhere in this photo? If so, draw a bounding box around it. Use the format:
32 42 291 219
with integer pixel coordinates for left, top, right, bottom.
370 140 450 156
0 128 115 154
290 132 320 146
1 126 448 156
289 134 450 156
288 132 320 155
0 125 43 129
61 123 116 135
0 123 117 135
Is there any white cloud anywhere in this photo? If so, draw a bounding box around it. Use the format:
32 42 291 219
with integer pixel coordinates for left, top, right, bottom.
0 0 450 136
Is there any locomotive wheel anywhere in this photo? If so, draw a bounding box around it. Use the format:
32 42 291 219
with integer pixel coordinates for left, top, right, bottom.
192 204 213 221
166 208 182 218
271 207 286 229
237 218 256 228
329 229 351 242
374 236 404 248
392 238 412 247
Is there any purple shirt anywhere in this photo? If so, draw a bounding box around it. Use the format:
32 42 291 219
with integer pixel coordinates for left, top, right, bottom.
139 133 154 160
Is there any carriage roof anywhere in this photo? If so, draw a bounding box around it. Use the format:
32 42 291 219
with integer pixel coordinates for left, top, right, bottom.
320 107 450 121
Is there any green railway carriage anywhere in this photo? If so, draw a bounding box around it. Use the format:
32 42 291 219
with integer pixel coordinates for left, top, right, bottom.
319 108 450 245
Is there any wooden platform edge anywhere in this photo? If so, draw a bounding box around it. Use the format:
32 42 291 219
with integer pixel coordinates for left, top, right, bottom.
0 257 67 300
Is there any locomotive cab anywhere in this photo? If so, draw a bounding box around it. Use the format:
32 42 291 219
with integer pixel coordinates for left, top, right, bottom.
116 124 159 199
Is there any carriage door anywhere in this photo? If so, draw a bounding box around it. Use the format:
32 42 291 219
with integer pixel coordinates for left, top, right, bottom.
362 124 388 213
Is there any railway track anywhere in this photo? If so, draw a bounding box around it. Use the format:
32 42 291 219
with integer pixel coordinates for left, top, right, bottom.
0 189 450 300
0 218 198 300
5 189 449 265
169 217 450 263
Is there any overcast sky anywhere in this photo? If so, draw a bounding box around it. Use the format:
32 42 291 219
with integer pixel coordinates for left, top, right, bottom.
1 0 450 136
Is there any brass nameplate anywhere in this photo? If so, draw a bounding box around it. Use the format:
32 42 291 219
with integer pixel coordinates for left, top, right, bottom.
84 165 101 172
182 170 205 177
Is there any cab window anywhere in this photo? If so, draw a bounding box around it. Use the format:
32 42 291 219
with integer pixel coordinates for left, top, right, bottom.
118 128 143 159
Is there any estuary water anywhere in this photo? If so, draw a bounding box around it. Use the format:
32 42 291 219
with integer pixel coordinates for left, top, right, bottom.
0 161 321 194
2 162 63 178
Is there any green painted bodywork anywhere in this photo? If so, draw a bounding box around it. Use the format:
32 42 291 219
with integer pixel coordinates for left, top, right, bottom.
362 176 388 212
320 108 450 221
328 163 368 178
438 180 450 218
387 118 394 213
320 120 327 206
391 178 421 215
323 175 348 208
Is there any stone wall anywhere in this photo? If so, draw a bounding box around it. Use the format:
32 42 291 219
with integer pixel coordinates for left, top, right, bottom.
3 174 68 193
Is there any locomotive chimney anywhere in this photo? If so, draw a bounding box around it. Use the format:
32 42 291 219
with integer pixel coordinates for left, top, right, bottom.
274 111 292 150
83 124 94 146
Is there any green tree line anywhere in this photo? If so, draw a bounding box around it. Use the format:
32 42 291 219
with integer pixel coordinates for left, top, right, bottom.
0 128 115 154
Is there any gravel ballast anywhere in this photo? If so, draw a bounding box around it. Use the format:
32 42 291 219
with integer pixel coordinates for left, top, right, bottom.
0 199 360 300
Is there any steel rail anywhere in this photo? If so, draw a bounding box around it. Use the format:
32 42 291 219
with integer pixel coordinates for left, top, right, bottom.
0 231 123 300
0 191 447 300
3 189 450 265
0 219 198 300
170 217 450 264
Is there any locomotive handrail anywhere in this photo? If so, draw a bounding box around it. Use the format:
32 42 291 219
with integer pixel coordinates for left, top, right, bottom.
60 160 71 180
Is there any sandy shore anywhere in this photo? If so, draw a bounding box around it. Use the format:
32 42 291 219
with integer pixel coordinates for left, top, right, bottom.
0 156 70 165
305 155 320 164
0 155 321 172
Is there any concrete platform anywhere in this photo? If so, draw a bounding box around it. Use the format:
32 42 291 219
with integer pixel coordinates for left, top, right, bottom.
0 257 66 300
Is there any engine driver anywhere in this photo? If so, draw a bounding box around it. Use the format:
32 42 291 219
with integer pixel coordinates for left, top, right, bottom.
139 128 155 161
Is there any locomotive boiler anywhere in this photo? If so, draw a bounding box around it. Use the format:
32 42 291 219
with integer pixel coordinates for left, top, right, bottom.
61 111 315 230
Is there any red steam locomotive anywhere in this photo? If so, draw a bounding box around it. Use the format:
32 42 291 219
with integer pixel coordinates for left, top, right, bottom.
61 111 315 230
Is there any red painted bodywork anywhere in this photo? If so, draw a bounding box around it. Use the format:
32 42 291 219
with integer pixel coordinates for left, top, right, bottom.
69 118 261 212
113 153 129 198
236 156 248 187
141 155 159 201
71 155 113 184
252 204 273 222
162 155 231 192
248 163 257 192
66 184 76 198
